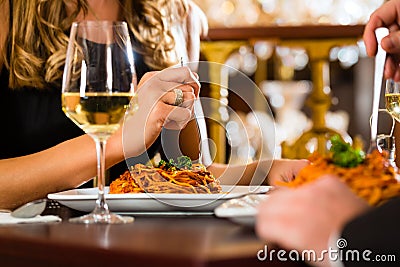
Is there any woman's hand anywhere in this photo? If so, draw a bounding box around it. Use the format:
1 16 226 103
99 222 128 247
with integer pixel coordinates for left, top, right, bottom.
122 66 200 158
267 159 309 185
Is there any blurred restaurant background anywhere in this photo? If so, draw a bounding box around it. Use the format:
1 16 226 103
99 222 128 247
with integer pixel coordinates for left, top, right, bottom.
191 0 395 164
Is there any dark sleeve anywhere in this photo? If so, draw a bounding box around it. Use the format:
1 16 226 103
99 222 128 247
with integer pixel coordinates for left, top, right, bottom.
339 197 400 266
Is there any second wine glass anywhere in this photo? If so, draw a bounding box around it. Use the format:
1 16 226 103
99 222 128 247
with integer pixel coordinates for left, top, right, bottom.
62 21 137 224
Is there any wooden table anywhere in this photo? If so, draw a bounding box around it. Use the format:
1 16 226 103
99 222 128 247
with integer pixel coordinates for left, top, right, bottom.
0 203 308 267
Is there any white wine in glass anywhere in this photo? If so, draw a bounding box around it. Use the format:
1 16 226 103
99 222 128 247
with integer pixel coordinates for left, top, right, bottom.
62 21 137 224
385 79 400 122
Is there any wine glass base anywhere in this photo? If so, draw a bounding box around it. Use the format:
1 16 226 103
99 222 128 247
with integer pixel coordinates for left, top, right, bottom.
69 212 134 224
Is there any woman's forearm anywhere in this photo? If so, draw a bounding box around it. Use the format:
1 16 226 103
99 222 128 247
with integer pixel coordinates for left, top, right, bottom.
208 160 271 186
0 133 124 210
208 158 309 186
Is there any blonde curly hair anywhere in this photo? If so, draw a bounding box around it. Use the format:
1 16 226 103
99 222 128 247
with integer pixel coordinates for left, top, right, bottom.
4 0 198 89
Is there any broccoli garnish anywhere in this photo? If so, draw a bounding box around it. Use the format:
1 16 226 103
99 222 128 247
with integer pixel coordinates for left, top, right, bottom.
330 135 365 168
157 159 176 170
157 156 192 170
176 156 192 169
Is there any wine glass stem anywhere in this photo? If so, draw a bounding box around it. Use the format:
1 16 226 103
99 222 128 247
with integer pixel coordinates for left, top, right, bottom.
93 138 110 216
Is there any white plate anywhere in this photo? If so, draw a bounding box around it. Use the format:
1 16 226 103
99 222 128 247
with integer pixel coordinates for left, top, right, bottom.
214 194 269 226
48 185 271 213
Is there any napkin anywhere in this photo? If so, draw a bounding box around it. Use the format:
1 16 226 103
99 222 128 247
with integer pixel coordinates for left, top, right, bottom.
0 212 62 224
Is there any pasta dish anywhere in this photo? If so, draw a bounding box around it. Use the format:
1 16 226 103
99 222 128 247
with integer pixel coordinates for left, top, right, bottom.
109 162 221 194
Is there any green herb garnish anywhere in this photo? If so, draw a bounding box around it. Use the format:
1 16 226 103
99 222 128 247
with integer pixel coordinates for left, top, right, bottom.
157 156 192 170
157 159 176 171
330 135 365 168
175 156 193 169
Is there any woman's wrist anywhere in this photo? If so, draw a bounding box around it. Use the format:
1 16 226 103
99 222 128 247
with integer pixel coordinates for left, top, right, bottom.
106 128 125 168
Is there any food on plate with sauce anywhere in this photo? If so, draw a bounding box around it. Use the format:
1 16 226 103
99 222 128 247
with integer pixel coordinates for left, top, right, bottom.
110 156 222 194
277 135 400 206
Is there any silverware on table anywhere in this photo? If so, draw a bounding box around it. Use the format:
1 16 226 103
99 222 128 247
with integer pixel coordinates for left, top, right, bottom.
10 199 47 218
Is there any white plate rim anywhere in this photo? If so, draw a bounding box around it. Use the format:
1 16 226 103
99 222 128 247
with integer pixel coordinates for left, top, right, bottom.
47 185 272 213
48 185 271 200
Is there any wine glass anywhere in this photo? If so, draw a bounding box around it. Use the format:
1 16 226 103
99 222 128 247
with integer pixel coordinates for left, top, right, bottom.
62 21 137 224
381 79 398 164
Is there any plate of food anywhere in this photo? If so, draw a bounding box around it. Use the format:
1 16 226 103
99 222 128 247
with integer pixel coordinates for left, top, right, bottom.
277 135 400 206
48 156 271 213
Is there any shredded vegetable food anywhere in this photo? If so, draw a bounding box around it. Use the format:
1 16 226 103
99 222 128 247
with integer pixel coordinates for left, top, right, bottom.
277 149 400 206
109 161 221 194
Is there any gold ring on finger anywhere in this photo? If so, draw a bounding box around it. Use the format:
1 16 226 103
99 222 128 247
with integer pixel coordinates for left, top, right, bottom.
173 88 184 106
